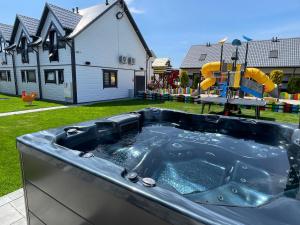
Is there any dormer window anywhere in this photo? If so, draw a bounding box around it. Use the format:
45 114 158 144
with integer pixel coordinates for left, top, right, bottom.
0 36 4 53
43 25 66 62
17 36 29 63
0 36 7 65
269 50 278 58
199 54 207 61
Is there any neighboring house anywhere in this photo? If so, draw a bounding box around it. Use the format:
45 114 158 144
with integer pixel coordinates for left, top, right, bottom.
9 15 40 97
181 38 300 91
152 58 172 75
36 3 82 102
1 0 152 103
0 23 14 95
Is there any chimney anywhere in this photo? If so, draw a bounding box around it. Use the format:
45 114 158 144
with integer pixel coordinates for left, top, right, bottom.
106 0 109 5
76 7 79 13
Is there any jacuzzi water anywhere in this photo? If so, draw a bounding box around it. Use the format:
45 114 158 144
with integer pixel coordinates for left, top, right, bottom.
73 122 298 207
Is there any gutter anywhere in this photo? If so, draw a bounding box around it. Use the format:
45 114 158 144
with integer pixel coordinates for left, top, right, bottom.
70 39 78 104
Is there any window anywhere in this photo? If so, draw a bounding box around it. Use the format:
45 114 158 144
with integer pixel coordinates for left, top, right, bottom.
0 37 4 53
21 70 36 83
44 69 64 84
45 70 57 84
58 70 64 84
18 36 29 63
0 71 10 81
21 71 26 83
199 54 207 61
43 25 65 62
103 70 118 88
26 71 36 83
7 71 11 81
269 50 278 58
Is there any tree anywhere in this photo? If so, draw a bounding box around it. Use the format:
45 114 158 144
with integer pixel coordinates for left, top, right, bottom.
180 71 189 88
269 70 284 85
192 75 200 89
287 77 300 94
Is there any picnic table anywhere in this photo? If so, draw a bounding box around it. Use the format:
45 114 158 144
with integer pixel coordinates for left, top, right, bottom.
197 96 267 119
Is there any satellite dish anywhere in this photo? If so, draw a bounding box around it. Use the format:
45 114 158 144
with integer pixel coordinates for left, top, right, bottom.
218 37 228 45
232 39 242 46
243 35 253 42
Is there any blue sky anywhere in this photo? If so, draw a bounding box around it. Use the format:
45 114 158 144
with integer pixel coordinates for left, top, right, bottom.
1 0 300 67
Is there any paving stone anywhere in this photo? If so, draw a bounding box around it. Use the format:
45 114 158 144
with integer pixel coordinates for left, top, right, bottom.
6 189 24 201
0 195 11 207
10 197 26 217
11 217 27 225
0 203 23 225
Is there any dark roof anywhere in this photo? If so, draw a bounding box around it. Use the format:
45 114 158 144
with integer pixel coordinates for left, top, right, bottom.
68 0 152 56
181 38 300 69
36 3 82 36
0 23 13 41
10 15 40 43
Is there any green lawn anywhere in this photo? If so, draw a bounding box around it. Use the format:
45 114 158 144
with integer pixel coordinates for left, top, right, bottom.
0 99 299 197
0 93 63 113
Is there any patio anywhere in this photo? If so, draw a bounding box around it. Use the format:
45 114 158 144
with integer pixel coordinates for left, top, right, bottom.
0 189 26 225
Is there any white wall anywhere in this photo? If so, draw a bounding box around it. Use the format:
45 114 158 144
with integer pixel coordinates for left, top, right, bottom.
38 11 72 102
74 3 147 103
76 65 134 103
40 65 73 102
0 69 15 95
0 36 16 95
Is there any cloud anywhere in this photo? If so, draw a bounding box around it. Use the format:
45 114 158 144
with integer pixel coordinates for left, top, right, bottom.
124 0 145 14
125 0 135 5
129 7 145 14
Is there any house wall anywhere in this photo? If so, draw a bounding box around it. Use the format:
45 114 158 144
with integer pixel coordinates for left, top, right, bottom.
0 47 16 95
38 11 73 102
74 4 147 103
13 25 40 97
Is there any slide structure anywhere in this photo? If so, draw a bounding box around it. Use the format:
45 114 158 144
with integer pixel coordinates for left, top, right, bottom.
200 61 276 94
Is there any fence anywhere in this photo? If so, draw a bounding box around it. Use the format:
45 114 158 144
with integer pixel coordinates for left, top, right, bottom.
138 92 300 114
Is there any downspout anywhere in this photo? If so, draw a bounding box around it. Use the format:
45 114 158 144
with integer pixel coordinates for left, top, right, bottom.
11 53 18 95
35 49 43 99
145 54 149 90
70 39 78 104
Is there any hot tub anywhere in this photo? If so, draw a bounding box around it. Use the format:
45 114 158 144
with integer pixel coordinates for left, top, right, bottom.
17 108 300 225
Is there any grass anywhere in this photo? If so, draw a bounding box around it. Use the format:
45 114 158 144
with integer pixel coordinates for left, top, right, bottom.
0 93 63 113
0 99 299 197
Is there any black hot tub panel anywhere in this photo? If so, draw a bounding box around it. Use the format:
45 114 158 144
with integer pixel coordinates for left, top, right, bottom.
17 108 300 225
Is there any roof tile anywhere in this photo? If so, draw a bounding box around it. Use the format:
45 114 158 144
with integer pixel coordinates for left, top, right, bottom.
181 38 300 68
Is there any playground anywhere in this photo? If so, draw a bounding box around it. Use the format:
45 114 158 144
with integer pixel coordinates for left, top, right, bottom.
146 36 300 120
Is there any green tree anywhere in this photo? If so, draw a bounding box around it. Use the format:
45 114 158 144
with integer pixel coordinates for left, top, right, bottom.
180 71 189 88
287 77 300 94
192 75 200 89
269 70 284 85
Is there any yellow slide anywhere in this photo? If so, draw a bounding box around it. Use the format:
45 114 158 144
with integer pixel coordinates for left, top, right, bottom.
200 62 221 90
244 68 276 92
200 62 276 93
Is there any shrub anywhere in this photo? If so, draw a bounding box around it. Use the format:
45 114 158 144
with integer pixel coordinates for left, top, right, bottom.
192 75 200 89
287 77 300 94
180 71 189 88
269 70 284 85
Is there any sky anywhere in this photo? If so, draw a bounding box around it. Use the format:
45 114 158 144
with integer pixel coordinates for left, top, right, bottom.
1 0 300 67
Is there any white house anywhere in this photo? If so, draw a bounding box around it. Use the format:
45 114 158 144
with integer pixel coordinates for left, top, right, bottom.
9 15 40 97
0 23 15 95
1 0 152 103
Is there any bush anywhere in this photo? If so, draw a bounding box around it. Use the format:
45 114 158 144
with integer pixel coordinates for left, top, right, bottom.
287 77 300 94
192 75 200 89
180 71 189 88
269 70 284 85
